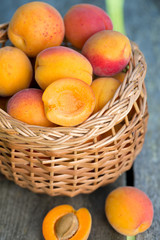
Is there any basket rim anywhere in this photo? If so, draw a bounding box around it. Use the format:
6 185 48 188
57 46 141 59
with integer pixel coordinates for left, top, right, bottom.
0 23 147 144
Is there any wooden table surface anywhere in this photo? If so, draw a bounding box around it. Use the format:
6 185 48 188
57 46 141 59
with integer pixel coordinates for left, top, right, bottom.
0 0 160 239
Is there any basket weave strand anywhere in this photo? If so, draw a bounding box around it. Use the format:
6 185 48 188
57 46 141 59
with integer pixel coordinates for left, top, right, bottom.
0 23 148 197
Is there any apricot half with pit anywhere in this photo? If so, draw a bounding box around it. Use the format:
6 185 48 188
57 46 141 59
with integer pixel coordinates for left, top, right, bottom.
42 204 92 240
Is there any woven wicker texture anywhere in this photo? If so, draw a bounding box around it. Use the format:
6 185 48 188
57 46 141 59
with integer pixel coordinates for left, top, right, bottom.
0 23 148 197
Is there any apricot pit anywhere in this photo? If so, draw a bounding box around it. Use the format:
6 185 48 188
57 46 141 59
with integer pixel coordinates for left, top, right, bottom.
55 212 79 240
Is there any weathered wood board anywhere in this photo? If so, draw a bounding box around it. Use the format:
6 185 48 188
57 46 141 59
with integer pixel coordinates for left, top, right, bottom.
125 0 160 239
0 173 125 240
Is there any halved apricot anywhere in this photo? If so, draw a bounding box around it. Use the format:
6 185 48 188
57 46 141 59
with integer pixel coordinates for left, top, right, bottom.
42 204 92 240
42 78 95 126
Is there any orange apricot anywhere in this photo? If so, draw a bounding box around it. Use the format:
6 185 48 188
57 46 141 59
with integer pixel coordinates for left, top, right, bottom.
35 46 93 90
0 46 32 97
105 186 154 237
42 78 95 127
82 30 132 76
113 72 126 83
7 88 54 127
64 4 113 49
42 204 92 240
91 77 120 114
8 2 65 57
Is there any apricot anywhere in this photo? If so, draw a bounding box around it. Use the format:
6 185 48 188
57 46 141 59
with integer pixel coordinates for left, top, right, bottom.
82 30 132 76
42 78 95 127
0 46 32 97
7 88 54 127
91 77 120 114
42 204 92 240
105 186 154 237
8 2 65 57
64 4 113 49
35 46 93 90
113 72 126 83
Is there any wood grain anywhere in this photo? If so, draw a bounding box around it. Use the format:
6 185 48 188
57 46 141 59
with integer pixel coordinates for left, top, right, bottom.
0 173 125 240
125 0 160 239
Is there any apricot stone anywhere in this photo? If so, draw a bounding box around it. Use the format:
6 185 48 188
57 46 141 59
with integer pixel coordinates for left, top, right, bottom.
91 77 120 113
8 2 65 57
35 46 93 90
42 78 95 127
64 4 113 49
82 30 132 76
7 88 54 127
105 186 154 236
0 46 32 97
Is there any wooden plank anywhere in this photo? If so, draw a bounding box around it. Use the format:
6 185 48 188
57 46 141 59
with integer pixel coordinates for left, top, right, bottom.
125 0 160 238
0 173 125 240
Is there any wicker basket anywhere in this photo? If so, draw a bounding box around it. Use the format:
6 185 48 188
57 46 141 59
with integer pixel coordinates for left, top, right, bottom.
0 23 148 197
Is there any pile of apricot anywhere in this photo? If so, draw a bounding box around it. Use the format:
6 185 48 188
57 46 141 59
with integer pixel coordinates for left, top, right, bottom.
0 2 132 127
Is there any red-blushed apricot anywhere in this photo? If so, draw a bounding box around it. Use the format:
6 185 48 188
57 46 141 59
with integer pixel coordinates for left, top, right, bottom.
8 2 65 57
7 88 54 127
42 204 92 240
64 4 113 49
0 46 32 97
91 77 121 114
105 186 154 237
42 78 95 127
82 30 132 76
35 46 93 90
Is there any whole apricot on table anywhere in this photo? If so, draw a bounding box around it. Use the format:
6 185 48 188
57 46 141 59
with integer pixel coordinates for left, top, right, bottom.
0 46 32 97
7 88 54 127
64 4 113 49
105 186 154 238
82 30 132 76
42 204 92 240
91 77 121 114
35 46 93 90
42 78 95 127
8 1 65 57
